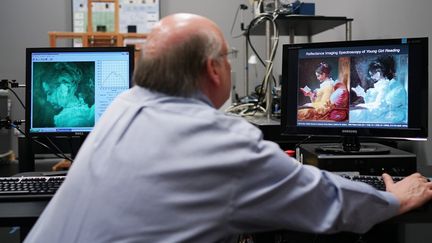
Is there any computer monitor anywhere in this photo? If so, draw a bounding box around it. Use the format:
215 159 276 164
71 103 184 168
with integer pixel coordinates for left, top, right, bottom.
281 37 428 154
25 47 134 136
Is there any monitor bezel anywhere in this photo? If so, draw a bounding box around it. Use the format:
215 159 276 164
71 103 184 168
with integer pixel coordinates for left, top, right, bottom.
281 37 428 141
25 46 134 137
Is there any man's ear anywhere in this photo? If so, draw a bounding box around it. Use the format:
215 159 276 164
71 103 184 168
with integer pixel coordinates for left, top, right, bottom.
205 58 222 87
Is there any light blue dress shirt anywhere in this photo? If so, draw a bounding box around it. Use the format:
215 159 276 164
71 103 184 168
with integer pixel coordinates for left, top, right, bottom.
24 86 399 243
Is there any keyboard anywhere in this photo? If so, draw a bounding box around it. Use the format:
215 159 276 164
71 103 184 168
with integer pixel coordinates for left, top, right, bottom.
0 176 66 201
340 174 405 191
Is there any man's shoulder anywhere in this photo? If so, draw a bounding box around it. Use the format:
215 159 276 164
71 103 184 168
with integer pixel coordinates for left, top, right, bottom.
114 87 264 140
213 113 264 141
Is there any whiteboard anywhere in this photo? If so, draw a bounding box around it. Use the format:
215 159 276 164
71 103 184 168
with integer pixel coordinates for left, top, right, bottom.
72 0 160 46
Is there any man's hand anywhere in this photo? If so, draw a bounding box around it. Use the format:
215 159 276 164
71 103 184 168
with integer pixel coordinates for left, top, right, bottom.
383 173 432 214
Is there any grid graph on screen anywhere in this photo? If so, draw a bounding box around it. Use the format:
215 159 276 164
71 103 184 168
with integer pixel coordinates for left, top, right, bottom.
100 60 129 87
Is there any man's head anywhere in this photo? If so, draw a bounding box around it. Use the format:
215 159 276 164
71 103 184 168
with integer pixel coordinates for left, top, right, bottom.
133 13 231 108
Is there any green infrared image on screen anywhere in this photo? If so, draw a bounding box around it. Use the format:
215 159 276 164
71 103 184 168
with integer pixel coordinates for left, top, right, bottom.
26 47 133 135
32 62 96 128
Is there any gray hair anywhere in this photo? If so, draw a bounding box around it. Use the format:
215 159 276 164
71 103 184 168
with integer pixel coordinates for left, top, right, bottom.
133 29 223 97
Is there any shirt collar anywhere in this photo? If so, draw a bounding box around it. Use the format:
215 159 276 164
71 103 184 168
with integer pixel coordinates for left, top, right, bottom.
131 86 214 108
191 91 214 107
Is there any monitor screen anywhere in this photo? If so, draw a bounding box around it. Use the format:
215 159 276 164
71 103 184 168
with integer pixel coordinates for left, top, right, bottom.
25 47 134 136
281 37 428 152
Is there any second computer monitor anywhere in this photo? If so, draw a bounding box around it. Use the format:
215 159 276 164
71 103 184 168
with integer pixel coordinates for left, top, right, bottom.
25 47 134 136
281 37 428 151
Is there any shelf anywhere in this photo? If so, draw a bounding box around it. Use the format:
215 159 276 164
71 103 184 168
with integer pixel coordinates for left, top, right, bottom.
249 15 353 38
48 31 148 47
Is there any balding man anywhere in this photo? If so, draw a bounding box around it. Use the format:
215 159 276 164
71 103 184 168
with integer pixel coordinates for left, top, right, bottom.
24 13 432 243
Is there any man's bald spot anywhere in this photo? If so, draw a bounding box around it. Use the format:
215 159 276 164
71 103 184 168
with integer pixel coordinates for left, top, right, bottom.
145 13 223 56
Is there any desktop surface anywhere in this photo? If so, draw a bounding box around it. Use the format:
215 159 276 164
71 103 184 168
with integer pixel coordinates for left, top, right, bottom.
0 172 430 243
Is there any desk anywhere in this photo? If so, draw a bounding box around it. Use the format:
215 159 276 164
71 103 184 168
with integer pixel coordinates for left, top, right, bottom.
390 203 432 224
250 204 432 243
0 201 48 242
3 198 431 242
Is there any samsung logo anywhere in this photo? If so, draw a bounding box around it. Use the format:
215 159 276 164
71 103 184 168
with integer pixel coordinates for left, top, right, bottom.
341 130 358 134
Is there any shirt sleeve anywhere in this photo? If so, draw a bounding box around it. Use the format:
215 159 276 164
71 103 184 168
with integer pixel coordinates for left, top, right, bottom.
227 138 400 234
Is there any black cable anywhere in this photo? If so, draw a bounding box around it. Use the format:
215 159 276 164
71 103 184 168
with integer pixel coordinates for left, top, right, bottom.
245 13 280 72
45 136 73 162
226 14 268 114
2 80 74 162
227 10 281 116
6 87 25 109
246 16 268 113
245 13 279 113
245 15 269 66
294 135 312 149
230 5 244 39
12 124 73 162
249 14 279 73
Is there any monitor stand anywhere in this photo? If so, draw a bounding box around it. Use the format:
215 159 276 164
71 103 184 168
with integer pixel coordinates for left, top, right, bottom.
315 135 390 155
70 134 88 160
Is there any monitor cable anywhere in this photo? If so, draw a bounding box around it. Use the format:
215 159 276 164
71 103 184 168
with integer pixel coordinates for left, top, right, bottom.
45 136 74 162
230 3 249 39
1 79 74 162
0 79 25 109
12 124 73 162
226 12 280 117
245 13 279 84
246 12 279 115
294 135 312 149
